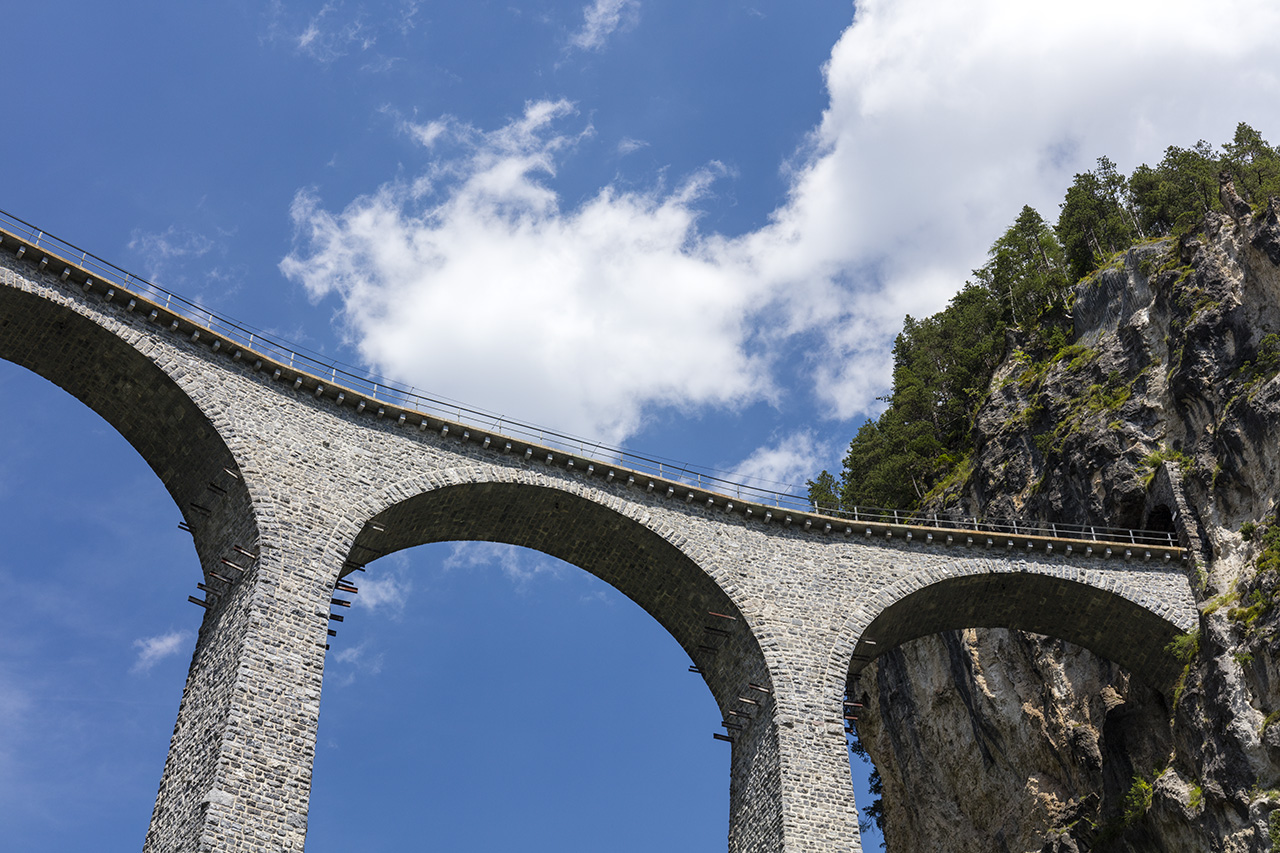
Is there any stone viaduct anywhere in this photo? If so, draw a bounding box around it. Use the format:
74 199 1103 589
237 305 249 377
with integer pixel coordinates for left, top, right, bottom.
0 219 1199 852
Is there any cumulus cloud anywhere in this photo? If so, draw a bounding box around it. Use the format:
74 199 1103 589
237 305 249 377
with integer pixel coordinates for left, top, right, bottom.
569 0 640 52
744 0 1280 416
282 0 1280 445
283 99 775 443
131 631 191 674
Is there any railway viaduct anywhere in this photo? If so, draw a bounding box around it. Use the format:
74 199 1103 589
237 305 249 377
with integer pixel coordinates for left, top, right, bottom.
0 219 1199 852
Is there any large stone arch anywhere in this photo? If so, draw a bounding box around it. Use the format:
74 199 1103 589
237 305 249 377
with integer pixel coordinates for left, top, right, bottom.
316 472 786 852
843 565 1193 696
330 473 769 712
0 251 276 853
0 272 254 549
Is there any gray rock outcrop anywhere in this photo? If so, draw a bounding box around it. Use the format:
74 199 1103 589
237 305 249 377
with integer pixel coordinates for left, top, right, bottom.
853 202 1280 851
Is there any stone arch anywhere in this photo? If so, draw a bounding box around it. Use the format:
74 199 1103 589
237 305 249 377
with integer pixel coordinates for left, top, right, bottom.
315 471 787 851
328 472 771 710
0 274 253 544
843 567 1191 696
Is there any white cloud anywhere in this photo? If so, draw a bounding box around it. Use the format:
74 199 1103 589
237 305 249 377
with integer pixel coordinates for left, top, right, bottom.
569 0 639 52
334 641 384 674
127 226 214 275
282 0 1280 446
781 0 1280 414
266 0 417 64
728 431 830 495
329 641 386 686
354 570 411 614
283 100 775 443
443 542 564 587
616 136 648 156
130 631 191 675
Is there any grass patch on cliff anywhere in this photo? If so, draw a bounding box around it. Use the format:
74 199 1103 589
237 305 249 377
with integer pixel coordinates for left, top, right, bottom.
1123 774 1154 825
1228 591 1268 625
1168 629 1200 709
1255 520 1280 576
920 454 975 505
1141 446 1194 488
1202 587 1236 615
1232 333 1280 389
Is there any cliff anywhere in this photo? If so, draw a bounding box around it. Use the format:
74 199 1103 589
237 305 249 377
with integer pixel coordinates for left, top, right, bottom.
852 199 1280 851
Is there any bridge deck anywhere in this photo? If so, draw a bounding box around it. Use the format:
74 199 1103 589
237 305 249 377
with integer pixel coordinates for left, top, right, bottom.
0 215 1188 563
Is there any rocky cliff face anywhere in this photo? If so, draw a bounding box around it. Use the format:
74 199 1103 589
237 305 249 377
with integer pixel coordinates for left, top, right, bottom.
852 199 1280 851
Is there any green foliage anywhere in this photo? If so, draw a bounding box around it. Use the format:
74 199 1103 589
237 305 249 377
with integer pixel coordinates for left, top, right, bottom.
1242 521 1258 541
1061 124 1279 282
1227 590 1268 625
1262 710 1280 738
1270 810 1280 847
1260 525 1280 577
1123 775 1154 825
1058 165 1139 281
840 283 1008 509
1129 140 1219 236
1188 782 1203 811
973 205 1071 330
1141 446 1194 487
1084 380 1131 414
848 732 885 841
1168 629 1200 709
1234 334 1280 390
1202 588 1237 616
1221 121 1280 205
863 767 885 840
1168 629 1200 664
807 470 841 513
1059 344 1099 372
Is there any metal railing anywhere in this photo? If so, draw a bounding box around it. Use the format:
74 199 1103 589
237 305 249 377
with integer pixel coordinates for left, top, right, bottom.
0 208 1181 550
803 505 1178 547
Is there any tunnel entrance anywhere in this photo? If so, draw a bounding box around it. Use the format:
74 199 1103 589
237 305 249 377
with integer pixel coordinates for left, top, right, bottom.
1145 503 1178 538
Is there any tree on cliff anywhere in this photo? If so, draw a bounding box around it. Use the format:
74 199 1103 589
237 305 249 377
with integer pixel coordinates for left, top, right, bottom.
810 122 1279 517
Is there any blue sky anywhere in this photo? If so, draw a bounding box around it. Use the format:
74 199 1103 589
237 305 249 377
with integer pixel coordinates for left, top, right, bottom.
2 1 1278 850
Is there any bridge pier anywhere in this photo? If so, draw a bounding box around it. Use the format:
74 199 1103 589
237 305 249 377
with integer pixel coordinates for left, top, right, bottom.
145 525 339 852
727 701 864 852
